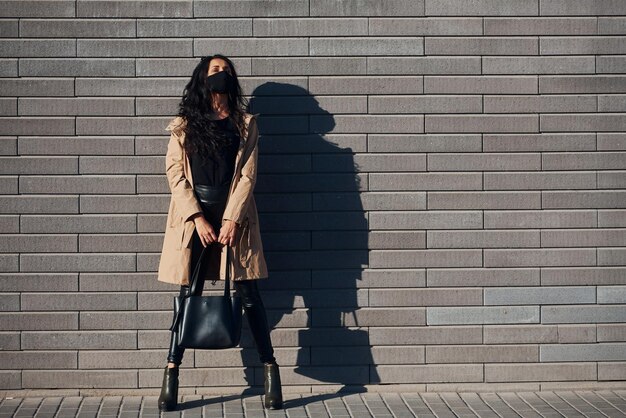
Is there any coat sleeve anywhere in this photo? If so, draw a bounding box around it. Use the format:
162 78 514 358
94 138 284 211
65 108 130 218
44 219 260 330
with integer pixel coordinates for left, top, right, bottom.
165 117 203 223
222 116 260 225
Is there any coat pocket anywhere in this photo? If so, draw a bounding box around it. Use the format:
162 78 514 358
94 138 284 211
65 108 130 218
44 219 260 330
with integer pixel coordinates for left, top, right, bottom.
237 217 253 267
181 221 195 249
168 200 183 228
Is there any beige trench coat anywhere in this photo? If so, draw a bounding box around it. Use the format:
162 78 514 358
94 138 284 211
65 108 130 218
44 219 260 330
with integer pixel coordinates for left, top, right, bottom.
157 112 268 286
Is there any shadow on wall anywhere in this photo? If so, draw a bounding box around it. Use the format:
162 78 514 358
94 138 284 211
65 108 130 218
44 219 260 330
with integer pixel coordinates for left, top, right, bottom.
239 81 378 390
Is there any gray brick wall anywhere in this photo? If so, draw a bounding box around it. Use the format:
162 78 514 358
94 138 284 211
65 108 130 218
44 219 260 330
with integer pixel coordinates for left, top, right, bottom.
0 0 625 394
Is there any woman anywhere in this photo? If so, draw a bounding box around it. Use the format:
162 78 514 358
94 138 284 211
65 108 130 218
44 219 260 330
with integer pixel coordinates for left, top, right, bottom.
156 55 282 412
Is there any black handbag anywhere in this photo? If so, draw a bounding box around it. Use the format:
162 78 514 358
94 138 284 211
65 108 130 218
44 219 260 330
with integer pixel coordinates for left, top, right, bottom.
168 243 242 349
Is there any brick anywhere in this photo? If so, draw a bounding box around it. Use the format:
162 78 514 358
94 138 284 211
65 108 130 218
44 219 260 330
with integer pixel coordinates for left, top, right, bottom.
598 362 626 380
0 155 76 174
483 56 595 74
485 362 596 382
542 305 626 323
370 173 481 191
20 19 135 37
315 153 425 172
20 97 135 115
540 0 626 16
76 78 187 97
597 56 626 73
251 17 364 37
21 292 136 311
427 0 537 16
372 364 482 383
426 115 538 133
21 331 136 349
0 117 74 135
370 249 482 268
426 345 538 363
598 324 626 342
311 306 426 326
427 306 540 325
541 113 626 132
598 209 626 226
540 75 626 93
0 39 75 57
370 210 482 230
0 1 75 17
313 37 424 56
484 95 596 113
312 268 425 288
543 152 626 169
369 56 481 74
313 193 426 211
0 78 74 97
428 230 539 248
311 0 423 16
77 1 193 18
369 133 481 152
429 153 541 170
425 76 537 93
483 133 596 152
369 288 482 307
370 17 482 35
484 286 595 305
0 195 77 214
310 76 423 94
599 17 626 34
21 59 132 79
0 351 76 369
77 39 192 57
369 326 482 345
254 56 365 75
599 247 626 265
0 273 77 292
19 135 134 155
485 210 597 229
369 95 482 114
23 370 136 388
542 190 626 208
0 234 75 252
195 0 307 17
425 37 537 55
427 268 540 287
594 171 624 196
484 17 598 35
197 38 308 57
599 95 626 112
21 252 136 274
484 248 596 267
541 36 626 54
598 286 626 303
428 191 541 209
484 171 596 190
313 115 424 133
484 325 558 344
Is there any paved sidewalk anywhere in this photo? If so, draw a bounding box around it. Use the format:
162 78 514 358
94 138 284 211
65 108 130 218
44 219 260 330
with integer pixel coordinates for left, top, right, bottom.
2 390 626 417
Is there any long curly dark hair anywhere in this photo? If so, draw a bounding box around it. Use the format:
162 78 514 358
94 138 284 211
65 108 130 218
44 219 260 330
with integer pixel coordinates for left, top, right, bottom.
175 55 249 162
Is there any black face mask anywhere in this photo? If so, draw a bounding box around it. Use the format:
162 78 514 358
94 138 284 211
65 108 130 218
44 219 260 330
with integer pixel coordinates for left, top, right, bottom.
206 70 235 94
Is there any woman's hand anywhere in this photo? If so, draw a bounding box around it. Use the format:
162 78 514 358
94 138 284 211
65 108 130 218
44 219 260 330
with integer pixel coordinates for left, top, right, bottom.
218 219 239 247
192 214 218 247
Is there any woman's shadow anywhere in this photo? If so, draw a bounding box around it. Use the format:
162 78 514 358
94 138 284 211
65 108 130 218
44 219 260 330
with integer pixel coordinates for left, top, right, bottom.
237 82 378 403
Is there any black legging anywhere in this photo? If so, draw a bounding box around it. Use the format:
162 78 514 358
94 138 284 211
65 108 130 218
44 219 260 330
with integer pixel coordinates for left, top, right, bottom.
166 189 276 366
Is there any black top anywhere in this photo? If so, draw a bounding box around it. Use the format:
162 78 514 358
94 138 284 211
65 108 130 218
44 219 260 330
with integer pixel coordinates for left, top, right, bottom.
189 117 240 187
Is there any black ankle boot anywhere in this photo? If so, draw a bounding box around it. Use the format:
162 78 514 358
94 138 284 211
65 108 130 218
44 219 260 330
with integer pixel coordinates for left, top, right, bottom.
158 366 179 412
263 362 283 409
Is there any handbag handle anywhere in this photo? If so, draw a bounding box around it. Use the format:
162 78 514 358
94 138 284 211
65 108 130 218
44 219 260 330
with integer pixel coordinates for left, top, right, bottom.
168 242 231 332
188 242 231 298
